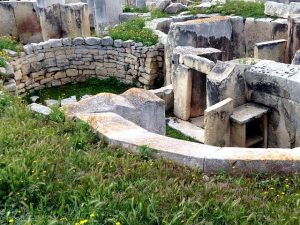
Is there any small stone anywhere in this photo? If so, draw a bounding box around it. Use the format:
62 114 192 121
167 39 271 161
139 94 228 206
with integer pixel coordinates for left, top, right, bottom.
62 38 72 46
85 37 101 45
114 39 123 48
48 39 63 48
45 99 59 107
73 37 85 45
101 36 113 46
30 96 40 103
61 96 77 106
29 103 52 116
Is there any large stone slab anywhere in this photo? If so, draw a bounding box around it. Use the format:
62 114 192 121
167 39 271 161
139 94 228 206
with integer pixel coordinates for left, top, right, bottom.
204 147 300 174
63 89 165 135
254 39 287 63
167 117 204 143
78 112 219 170
13 2 43 43
0 3 18 37
173 64 192 120
60 3 91 38
207 61 248 108
121 88 165 135
204 98 233 147
166 16 232 84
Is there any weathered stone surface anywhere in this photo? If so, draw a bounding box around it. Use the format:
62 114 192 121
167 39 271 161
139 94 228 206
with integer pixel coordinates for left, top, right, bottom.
63 89 165 134
146 0 171 11
292 50 300 65
204 98 233 147
60 3 91 38
45 99 59 107
164 3 188 14
101 36 114 46
121 88 166 135
230 16 245 58
150 85 174 112
287 15 300 63
264 1 290 19
61 96 77 106
76 112 300 174
29 103 52 115
13 2 43 43
166 16 232 84
254 39 287 63
182 54 215 74
167 117 204 143
85 37 101 45
207 61 248 108
173 65 192 120
0 3 17 38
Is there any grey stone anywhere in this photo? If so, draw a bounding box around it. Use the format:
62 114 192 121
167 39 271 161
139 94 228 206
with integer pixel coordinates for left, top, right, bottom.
114 39 123 48
150 85 174 112
30 96 40 103
164 3 188 14
73 37 85 45
45 99 59 107
101 36 113 46
85 37 101 45
48 39 63 48
61 96 77 106
29 103 52 116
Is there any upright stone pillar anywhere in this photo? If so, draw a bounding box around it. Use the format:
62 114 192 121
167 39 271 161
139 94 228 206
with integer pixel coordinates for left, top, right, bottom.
37 0 65 8
287 15 300 63
94 0 122 35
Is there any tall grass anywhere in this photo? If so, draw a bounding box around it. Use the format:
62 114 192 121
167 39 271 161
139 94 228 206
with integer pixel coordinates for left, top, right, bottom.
0 92 299 224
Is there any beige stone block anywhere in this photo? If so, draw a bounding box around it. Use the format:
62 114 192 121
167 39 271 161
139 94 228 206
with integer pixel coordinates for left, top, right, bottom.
173 65 192 121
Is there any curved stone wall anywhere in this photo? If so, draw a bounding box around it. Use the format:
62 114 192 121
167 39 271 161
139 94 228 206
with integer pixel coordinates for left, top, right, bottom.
9 36 164 94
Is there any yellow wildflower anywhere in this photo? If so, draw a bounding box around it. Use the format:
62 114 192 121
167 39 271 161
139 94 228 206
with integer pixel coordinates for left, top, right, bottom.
8 219 14 223
79 219 88 224
116 222 121 225
90 213 95 218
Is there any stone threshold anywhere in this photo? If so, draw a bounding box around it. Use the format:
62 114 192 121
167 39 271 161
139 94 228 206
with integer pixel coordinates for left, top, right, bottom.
166 117 205 143
77 112 300 175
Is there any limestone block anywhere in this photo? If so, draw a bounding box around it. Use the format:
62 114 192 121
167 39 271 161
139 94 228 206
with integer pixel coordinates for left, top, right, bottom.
182 54 215 74
164 3 188 14
254 39 287 63
165 16 232 84
94 0 123 35
150 84 174 112
207 61 248 108
287 15 300 63
0 3 17 37
61 96 77 106
38 4 63 40
173 65 192 120
230 16 245 58
204 98 233 147
60 3 91 38
13 2 43 43
245 60 300 102
264 1 290 18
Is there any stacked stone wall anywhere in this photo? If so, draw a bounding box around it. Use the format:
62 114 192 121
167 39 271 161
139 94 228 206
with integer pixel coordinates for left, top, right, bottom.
8 37 164 94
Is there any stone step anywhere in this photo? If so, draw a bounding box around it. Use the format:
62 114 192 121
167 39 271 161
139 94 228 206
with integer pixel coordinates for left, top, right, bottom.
166 117 205 143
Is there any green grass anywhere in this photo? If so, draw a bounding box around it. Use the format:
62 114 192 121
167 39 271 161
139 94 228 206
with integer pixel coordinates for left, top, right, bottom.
189 0 265 18
0 92 300 224
109 18 158 46
0 58 5 67
166 125 199 143
0 36 23 52
123 5 149 13
26 77 133 104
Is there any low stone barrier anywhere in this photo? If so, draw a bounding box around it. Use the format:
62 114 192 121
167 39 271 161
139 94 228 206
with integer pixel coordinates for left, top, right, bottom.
7 37 164 94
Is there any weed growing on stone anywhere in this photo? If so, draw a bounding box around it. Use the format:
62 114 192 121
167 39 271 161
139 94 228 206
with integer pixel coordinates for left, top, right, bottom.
0 92 300 224
26 77 133 103
109 18 158 46
189 0 265 18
